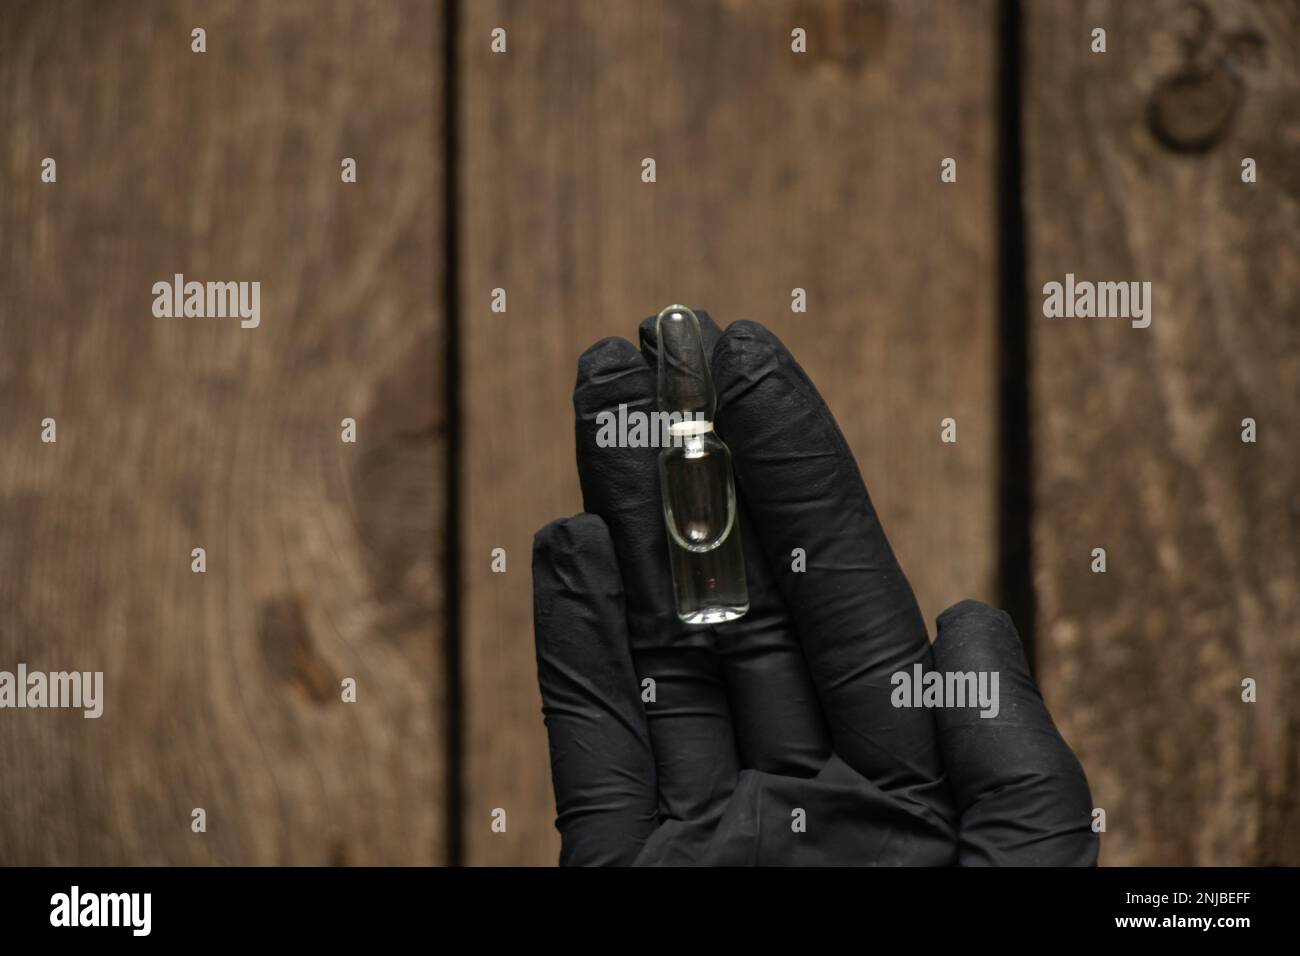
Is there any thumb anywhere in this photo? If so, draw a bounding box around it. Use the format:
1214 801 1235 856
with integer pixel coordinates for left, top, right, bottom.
931 600 1098 866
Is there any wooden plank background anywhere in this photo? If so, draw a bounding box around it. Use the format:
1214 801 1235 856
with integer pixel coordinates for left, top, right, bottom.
0 0 446 864
1025 0 1300 865
459 0 1001 865
1 0 1295 867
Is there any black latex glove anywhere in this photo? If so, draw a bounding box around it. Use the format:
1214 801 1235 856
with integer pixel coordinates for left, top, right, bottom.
533 313 1097 866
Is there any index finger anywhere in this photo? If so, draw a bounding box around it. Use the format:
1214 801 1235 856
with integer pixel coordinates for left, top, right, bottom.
711 320 950 803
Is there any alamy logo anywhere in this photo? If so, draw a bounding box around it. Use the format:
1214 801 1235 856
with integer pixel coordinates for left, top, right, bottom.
890 663 1000 719
152 273 261 328
0 664 103 718
1042 273 1151 328
595 403 711 448
50 886 151 936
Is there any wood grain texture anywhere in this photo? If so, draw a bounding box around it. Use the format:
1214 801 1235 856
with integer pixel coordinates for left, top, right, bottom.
460 0 1000 865
1024 0 1300 864
0 0 446 864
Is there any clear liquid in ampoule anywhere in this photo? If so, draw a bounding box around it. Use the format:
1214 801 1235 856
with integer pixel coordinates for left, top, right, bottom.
656 305 749 625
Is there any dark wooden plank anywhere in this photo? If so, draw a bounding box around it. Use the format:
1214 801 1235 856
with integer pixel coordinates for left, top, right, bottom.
0 0 446 864
461 0 1001 865
1024 0 1300 864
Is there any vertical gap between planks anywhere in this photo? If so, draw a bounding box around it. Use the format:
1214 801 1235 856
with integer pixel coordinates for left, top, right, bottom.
996 0 1036 673
441 0 465 866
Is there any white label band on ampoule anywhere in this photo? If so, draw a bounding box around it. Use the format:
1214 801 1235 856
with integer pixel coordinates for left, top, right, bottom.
667 419 715 437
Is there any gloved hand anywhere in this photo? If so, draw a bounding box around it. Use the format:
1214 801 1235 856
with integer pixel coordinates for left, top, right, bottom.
533 313 1097 866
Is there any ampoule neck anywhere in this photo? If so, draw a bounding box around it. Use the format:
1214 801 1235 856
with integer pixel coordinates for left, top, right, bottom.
656 304 716 420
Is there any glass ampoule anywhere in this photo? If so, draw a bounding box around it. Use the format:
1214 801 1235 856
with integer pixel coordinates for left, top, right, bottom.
655 305 749 625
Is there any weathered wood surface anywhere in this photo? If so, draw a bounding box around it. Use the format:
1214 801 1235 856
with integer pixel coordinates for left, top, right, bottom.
460 0 1001 865
1024 0 1300 865
5 0 1291 870
0 0 447 864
